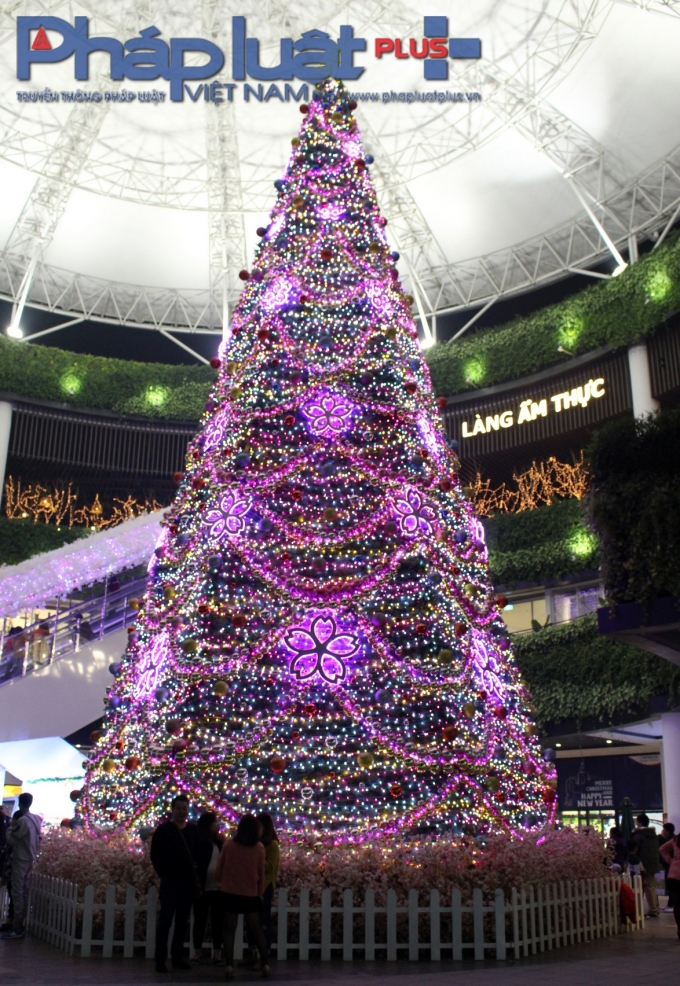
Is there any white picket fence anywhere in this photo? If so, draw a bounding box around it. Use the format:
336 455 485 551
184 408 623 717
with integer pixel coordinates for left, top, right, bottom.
12 873 644 961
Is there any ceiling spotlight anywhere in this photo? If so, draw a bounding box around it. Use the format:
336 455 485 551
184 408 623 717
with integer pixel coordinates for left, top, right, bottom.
612 263 628 277
606 739 613 744
6 324 23 339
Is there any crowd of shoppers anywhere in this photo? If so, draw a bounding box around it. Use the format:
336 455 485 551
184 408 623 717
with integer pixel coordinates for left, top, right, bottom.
149 795 276 977
607 812 680 935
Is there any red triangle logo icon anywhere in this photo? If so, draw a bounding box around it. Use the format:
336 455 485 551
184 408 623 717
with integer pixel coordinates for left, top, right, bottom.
31 26 52 51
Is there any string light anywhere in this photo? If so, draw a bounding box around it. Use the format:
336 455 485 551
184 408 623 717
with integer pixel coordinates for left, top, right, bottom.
4 478 163 530
81 80 556 842
466 454 589 517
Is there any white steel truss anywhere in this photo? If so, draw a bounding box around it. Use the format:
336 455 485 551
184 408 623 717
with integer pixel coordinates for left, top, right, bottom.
0 0 678 339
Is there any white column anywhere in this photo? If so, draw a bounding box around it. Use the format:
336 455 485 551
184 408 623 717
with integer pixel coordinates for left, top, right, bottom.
627 343 659 417
0 401 12 503
661 713 680 826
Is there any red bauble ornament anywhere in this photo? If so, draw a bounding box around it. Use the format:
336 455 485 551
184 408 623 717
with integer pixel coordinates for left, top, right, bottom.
348 99 357 110
437 396 448 409
232 614 246 629
493 706 508 719
291 731 300 740
390 783 403 798
70 789 82 802
320 249 332 261
300 103 309 113
284 414 296 427
210 357 221 369
60 818 71 828
238 269 250 280
442 725 458 742
124 756 141 771
454 622 467 637
355 159 365 171
405 382 417 395
439 479 452 492
172 471 183 484
198 603 210 615
166 719 182 736
415 622 427 635
542 788 556 804
291 489 303 501
495 792 506 803
477 690 487 701
172 739 188 753
304 703 316 715
257 328 269 342
270 756 286 773
256 226 266 236
496 595 508 609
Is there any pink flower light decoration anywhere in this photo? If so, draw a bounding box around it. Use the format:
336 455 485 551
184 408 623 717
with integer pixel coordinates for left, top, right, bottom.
302 392 355 438
135 631 171 700
364 281 393 317
262 275 294 311
205 491 251 539
392 488 436 536
317 202 346 220
203 410 227 453
469 633 504 702
283 611 360 685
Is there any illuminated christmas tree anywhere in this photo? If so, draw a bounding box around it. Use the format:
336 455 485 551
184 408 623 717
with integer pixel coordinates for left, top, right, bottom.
83 80 556 839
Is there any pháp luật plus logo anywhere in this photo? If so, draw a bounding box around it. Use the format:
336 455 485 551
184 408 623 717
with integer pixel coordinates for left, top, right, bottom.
16 14 481 100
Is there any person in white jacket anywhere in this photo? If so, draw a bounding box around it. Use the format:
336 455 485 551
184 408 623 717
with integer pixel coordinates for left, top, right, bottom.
2 793 41 939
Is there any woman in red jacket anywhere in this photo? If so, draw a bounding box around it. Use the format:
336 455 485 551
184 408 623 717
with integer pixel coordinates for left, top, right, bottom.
215 813 269 979
660 834 680 937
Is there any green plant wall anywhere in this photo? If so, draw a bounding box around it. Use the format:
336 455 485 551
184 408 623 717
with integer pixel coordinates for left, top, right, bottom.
484 499 599 587
0 336 214 420
0 517 87 566
514 615 680 730
425 233 680 396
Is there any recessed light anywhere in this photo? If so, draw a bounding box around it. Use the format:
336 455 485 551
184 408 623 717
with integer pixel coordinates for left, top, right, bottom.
606 740 613 745
555 743 562 748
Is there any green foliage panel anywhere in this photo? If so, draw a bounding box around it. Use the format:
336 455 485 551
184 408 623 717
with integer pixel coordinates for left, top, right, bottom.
588 408 680 605
425 233 680 396
0 336 214 420
484 499 599 586
0 517 87 567
513 615 680 730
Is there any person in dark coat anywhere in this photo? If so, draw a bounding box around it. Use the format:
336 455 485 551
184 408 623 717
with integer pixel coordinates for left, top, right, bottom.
608 826 627 870
150 794 198 973
190 811 226 964
632 813 661 917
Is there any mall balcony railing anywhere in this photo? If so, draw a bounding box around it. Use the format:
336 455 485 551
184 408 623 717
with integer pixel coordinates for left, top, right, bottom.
0 575 148 686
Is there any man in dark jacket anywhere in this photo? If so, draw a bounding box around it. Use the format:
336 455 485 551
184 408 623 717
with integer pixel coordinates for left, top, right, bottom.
633 813 661 917
150 794 198 973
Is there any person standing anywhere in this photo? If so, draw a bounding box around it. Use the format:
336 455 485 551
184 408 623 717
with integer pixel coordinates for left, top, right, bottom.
150 794 198 973
632 813 661 917
255 813 280 955
191 812 225 964
659 822 676 912
1 793 41 939
215 814 269 980
659 833 680 938
608 826 627 871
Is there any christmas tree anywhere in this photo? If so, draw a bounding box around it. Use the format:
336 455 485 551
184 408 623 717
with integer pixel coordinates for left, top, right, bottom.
83 80 556 840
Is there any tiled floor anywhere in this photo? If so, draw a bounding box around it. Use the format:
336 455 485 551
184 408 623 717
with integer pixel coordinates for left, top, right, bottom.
0 915 677 986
